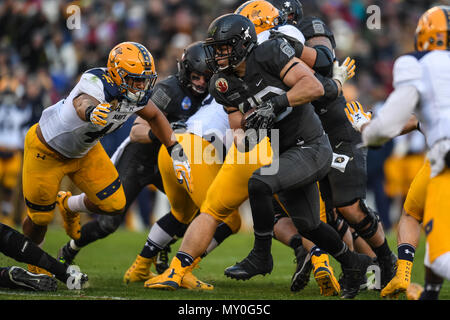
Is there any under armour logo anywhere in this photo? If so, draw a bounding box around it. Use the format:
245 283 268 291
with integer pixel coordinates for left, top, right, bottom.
168 268 176 279
405 249 415 258
36 153 46 160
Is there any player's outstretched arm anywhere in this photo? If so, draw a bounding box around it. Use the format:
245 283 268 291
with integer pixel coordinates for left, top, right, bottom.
137 101 193 192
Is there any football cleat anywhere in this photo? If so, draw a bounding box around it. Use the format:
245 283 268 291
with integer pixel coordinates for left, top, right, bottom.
180 257 213 290
155 245 171 274
380 259 412 299
123 255 157 284
8 266 57 292
340 253 374 299
56 191 81 240
406 283 424 300
377 252 398 289
291 246 312 292
28 264 53 277
57 242 79 265
144 256 189 290
311 253 340 296
224 250 273 280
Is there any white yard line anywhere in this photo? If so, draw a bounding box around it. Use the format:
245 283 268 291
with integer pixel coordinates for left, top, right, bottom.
0 290 128 300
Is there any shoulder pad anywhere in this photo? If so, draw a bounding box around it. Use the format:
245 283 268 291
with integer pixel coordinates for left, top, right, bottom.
393 54 422 88
85 68 122 102
255 38 296 63
298 16 336 48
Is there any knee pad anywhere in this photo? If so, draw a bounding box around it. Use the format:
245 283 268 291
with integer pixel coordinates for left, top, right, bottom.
96 198 126 215
348 199 380 240
97 214 124 235
25 199 56 226
248 176 273 197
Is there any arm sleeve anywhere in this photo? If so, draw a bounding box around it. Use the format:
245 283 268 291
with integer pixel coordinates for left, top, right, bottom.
362 54 422 146
362 85 420 146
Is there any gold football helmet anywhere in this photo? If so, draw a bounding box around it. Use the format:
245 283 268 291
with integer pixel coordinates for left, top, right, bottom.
107 42 157 103
415 6 450 51
235 0 281 34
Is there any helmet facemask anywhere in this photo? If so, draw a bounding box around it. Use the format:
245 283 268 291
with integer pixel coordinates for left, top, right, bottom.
204 33 255 73
119 68 157 104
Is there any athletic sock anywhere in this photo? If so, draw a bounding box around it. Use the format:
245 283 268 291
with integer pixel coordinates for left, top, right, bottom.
176 251 194 268
397 243 415 262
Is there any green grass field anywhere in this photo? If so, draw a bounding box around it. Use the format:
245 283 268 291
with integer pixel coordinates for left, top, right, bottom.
0 226 448 301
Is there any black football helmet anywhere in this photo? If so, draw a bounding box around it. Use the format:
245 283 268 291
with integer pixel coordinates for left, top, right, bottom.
203 13 257 73
270 0 303 25
178 41 212 94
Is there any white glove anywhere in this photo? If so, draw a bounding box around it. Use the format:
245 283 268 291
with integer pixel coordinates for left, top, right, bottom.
344 101 372 132
86 103 112 127
168 142 193 193
332 57 356 86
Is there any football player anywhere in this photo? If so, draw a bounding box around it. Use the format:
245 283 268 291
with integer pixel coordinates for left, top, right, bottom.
237 0 386 296
235 0 343 296
146 14 372 299
22 41 191 276
0 222 87 291
345 5 450 297
56 42 219 286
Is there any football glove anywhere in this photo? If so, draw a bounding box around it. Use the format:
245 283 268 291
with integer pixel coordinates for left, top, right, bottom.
344 100 372 132
332 57 356 86
244 103 275 130
167 142 193 193
380 259 413 299
86 103 112 127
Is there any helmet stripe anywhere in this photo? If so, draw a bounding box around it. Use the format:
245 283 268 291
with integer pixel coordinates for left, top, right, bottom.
442 6 450 48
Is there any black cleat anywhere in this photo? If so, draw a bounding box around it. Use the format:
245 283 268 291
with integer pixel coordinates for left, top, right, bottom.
155 245 171 274
340 253 374 299
377 252 398 290
224 250 273 280
8 266 57 292
57 243 79 265
290 246 312 292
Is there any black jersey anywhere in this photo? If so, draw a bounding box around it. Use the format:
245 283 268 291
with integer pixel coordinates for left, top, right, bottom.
210 38 324 152
150 75 207 124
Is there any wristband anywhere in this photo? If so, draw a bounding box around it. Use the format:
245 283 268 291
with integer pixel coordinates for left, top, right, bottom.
271 94 290 115
167 141 180 156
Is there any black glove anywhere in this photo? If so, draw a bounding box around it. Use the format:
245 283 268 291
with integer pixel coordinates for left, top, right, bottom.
245 103 276 130
245 94 289 130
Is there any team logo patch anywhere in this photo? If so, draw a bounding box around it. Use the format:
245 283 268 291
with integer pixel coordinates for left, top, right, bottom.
215 78 229 93
280 41 295 58
334 156 345 163
312 20 325 35
181 96 192 110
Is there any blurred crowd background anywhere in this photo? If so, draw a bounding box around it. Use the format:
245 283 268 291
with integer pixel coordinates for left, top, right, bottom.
0 0 445 232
